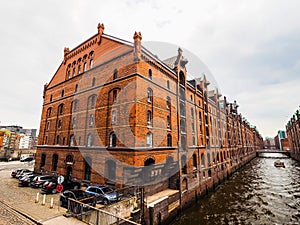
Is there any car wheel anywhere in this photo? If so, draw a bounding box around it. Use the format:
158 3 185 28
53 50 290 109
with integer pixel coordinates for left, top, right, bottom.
103 199 108 205
52 188 57 194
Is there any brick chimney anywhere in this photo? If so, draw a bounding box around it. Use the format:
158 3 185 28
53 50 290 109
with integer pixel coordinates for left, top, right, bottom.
63 47 70 64
97 23 105 44
133 31 142 61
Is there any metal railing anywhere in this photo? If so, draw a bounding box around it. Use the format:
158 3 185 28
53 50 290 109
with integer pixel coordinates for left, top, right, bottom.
67 198 141 225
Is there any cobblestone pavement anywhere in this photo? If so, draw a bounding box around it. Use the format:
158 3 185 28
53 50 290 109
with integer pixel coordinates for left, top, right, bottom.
0 200 35 225
0 161 65 224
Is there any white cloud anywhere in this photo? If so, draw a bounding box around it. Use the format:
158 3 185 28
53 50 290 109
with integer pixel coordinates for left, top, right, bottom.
0 0 299 138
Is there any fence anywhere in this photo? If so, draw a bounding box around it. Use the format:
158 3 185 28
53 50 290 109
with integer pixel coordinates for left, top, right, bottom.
67 198 141 225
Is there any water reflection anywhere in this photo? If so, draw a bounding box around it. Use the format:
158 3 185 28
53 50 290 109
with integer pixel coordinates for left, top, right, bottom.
171 154 300 225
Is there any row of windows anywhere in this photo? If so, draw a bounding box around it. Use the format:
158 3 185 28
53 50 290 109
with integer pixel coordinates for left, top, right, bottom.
148 69 171 91
44 132 173 147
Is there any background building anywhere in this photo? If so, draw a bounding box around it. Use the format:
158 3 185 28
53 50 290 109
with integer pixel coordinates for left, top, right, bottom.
274 130 289 150
0 126 37 160
286 108 300 161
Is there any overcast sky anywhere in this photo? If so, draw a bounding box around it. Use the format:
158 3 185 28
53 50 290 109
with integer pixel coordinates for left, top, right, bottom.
0 0 299 138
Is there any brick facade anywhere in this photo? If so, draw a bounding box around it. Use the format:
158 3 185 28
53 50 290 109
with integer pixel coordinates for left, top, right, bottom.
286 109 300 161
35 22 264 224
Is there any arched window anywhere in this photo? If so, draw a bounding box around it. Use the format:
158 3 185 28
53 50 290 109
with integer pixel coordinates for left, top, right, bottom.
84 157 92 181
166 96 171 109
58 104 64 115
46 121 50 130
112 110 116 125
78 65 81 74
110 132 117 147
167 116 171 128
146 132 153 147
92 77 96 87
46 107 52 118
89 114 94 127
113 90 117 103
73 100 78 112
167 80 170 89
57 119 62 129
87 133 93 147
50 95 53 102
105 160 116 181
72 67 76 76
148 69 152 80
66 155 74 164
61 89 65 97
181 155 187 174
70 134 75 146
89 59 93 69
83 62 87 72
44 136 48 145
167 134 172 147
52 154 58 171
40 153 46 169
89 95 96 109
147 88 153 103
113 69 118 80
147 110 152 125
67 70 71 79
193 153 197 170
201 153 205 168
75 84 78 93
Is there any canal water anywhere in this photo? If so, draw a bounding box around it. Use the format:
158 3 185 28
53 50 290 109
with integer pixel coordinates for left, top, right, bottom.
171 153 300 225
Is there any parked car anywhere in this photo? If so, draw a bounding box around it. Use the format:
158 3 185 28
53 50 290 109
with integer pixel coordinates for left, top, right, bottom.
20 156 34 162
60 189 96 213
15 169 33 179
30 175 55 188
18 174 38 187
41 178 81 194
11 169 23 178
85 185 120 205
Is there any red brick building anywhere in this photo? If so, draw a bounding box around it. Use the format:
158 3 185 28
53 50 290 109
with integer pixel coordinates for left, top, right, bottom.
35 22 263 223
286 109 300 161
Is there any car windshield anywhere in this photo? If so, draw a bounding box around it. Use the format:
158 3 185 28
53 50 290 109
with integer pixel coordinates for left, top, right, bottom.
102 187 114 194
76 191 89 199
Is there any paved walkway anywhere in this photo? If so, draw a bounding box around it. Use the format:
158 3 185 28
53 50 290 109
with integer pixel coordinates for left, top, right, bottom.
0 160 87 224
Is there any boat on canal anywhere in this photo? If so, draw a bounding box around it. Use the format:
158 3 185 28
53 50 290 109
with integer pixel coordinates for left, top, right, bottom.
274 160 285 168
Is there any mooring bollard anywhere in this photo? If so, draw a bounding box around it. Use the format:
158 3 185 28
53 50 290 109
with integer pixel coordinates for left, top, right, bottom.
50 197 54 209
35 192 39 203
42 194 46 206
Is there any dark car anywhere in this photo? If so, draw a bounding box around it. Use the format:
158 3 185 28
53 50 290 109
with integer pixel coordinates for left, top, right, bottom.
18 174 38 187
30 175 55 188
85 185 120 205
41 178 81 194
20 156 34 162
60 189 96 213
11 169 23 178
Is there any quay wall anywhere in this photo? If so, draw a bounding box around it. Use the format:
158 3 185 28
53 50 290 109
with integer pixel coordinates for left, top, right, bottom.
144 152 256 225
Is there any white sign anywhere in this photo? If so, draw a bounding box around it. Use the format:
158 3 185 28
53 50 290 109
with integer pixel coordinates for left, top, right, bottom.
57 175 64 184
